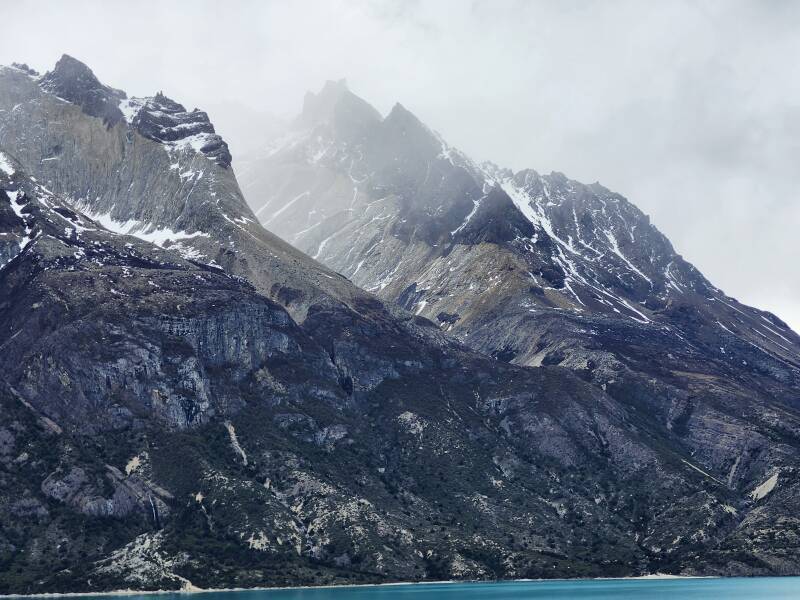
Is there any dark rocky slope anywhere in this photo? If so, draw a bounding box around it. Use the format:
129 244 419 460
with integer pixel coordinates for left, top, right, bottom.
1 60 800 593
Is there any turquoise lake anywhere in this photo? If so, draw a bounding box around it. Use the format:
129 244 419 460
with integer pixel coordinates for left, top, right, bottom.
52 578 800 599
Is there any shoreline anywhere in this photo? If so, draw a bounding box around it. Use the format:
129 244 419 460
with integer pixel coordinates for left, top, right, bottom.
0 574 716 598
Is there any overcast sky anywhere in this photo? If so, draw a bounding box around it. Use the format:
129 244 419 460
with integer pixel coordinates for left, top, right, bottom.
2 0 798 331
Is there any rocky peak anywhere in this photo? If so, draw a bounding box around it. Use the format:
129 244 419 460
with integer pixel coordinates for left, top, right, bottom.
10 62 38 77
245 82 800 365
31 56 233 168
377 102 441 156
296 79 382 141
39 54 126 126
452 185 535 245
130 92 232 168
384 101 416 125
480 161 514 182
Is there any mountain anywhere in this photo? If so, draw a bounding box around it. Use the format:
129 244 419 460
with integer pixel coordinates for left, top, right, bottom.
242 80 800 402
1 58 800 593
241 81 800 562
245 80 800 367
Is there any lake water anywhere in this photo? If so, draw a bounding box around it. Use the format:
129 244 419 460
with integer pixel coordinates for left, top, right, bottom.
56 578 800 599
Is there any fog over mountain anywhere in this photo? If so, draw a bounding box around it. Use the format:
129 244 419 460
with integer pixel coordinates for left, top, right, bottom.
2 2 800 590
1 0 797 333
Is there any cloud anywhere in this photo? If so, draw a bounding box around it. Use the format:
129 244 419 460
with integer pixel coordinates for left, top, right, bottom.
1 0 797 330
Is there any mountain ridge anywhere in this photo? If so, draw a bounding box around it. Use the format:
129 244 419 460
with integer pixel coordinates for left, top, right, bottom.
242 80 799 365
1 57 800 593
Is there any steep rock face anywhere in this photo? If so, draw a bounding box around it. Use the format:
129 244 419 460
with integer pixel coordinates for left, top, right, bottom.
0 155 334 433
238 85 482 251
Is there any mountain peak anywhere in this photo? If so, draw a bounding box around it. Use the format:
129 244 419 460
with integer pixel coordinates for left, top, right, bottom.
296 79 381 137
131 93 232 167
380 101 440 154
322 78 348 92
31 57 232 167
383 102 436 137
39 54 126 126
52 54 95 77
388 101 409 115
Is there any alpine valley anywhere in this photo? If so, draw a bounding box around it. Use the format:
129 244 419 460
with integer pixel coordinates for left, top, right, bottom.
0 57 798 595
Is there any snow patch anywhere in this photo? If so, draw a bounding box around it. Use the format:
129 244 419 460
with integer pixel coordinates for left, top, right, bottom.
451 194 486 235
224 421 248 465
118 97 146 124
750 471 779 501
125 455 142 475
79 206 209 249
680 459 726 485
173 132 217 154
0 152 15 176
247 531 270 551
603 228 652 285
264 190 309 225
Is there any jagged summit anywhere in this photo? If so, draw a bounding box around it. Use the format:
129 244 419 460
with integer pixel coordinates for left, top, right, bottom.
14 54 233 167
296 78 382 141
126 92 232 167
385 101 414 120
243 79 800 446
249 82 800 363
0 56 442 322
39 54 127 126
293 82 445 160
245 81 482 247
378 101 444 160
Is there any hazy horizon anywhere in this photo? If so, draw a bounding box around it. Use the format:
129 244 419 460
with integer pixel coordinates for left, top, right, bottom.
1 0 797 331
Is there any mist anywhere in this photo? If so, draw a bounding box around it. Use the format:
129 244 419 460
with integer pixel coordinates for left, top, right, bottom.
1 0 798 330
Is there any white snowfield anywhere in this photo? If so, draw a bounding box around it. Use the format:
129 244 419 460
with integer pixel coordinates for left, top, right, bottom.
750 471 779 501
118 97 145 124
0 151 15 176
78 205 209 248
